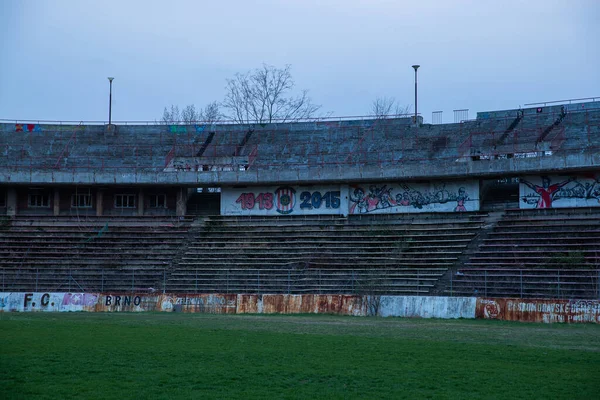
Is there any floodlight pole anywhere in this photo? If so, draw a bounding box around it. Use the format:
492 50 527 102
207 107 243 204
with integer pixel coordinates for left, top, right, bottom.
412 65 420 122
108 77 114 125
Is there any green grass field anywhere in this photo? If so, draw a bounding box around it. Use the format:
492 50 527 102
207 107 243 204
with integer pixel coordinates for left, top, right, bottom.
1 313 599 399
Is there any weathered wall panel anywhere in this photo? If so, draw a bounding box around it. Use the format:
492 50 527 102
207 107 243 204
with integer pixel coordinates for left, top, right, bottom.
348 181 479 214
236 294 366 316
380 296 477 319
2 292 599 324
520 174 600 209
221 181 481 216
221 185 344 215
0 292 99 312
477 298 600 323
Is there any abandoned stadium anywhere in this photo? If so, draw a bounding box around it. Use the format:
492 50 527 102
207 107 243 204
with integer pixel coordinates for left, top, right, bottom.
1 99 600 323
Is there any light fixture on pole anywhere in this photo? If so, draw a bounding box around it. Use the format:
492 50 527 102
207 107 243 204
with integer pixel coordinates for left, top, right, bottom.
107 77 114 126
411 65 420 122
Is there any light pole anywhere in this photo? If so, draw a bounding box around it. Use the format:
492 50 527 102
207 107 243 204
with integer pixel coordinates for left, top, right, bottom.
107 77 114 125
412 65 419 122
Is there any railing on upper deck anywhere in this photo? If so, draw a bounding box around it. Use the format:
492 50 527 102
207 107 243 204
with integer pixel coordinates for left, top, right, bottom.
0 107 598 174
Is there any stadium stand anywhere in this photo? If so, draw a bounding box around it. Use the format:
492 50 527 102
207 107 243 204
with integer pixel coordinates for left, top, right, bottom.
452 207 600 298
167 212 486 294
0 216 192 292
1 99 600 299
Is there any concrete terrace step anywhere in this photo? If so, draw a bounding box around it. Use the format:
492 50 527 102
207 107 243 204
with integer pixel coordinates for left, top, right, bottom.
478 243 600 250
180 254 458 261
491 223 600 232
472 249 600 256
207 220 485 228
187 243 467 252
488 230 600 237
181 252 462 259
0 233 186 240
177 261 455 268
188 238 473 246
482 237 600 243
194 232 477 241
464 261 597 267
3 227 189 234
208 212 489 222
170 267 449 273
202 225 481 233
498 216 600 223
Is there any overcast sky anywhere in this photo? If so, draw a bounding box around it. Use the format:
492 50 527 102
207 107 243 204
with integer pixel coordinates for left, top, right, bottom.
1 0 598 123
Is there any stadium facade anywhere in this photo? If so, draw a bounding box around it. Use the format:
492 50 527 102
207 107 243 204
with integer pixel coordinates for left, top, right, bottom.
1 99 599 322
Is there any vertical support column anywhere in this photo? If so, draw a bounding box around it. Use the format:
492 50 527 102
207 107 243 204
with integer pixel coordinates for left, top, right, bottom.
96 189 104 217
339 184 349 217
6 187 16 216
53 189 60 216
176 187 187 216
138 189 144 216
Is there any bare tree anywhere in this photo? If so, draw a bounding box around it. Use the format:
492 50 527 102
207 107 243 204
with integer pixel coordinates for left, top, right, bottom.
162 105 180 125
222 64 321 124
198 101 221 124
181 104 199 124
162 102 222 125
371 97 411 119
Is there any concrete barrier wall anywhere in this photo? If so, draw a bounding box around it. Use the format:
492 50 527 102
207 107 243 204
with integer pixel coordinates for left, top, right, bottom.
221 180 479 216
379 296 476 319
348 181 479 214
1 292 598 323
476 298 600 323
221 185 345 215
520 174 600 209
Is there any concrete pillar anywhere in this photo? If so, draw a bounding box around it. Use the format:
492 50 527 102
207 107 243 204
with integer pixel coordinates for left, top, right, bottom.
340 185 349 217
6 187 16 216
96 189 104 216
138 189 145 216
53 189 60 216
176 187 187 216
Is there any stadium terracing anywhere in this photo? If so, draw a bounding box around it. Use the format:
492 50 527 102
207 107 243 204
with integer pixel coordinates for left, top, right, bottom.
1 99 599 300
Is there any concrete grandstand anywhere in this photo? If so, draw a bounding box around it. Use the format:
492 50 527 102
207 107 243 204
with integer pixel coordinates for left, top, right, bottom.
1 99 599 299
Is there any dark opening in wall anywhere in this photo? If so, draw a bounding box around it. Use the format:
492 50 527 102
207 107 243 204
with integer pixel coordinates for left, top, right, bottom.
115 194 136 208
28 190 50 208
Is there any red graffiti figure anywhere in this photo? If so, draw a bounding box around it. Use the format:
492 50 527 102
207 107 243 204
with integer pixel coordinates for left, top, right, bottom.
521 176 575 208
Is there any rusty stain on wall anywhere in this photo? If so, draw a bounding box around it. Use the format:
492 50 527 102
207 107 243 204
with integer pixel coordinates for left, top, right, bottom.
238 294 366 315
476 298 600 323
2 292 599 324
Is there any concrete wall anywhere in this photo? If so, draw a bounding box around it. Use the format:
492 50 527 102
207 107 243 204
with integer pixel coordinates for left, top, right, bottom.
2 292 598 323
2 102 599 186
221 185 344 215
379 296 477 319
221 180 479 216
520 174 600 209
476 298 600 323
348 181 479 214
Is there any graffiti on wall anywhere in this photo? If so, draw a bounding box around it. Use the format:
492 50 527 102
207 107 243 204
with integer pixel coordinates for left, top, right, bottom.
349 181 479 214
0 292 97 312
2 292 600 323
477 298 600 323
222 185 343 215
15 124 42 132
520 175 600 208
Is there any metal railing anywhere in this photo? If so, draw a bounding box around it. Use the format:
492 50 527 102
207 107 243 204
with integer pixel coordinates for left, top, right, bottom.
524 96 600 106
2 267 598 299
0 267 442 295
449 268 600 300
1 108 596 175
0 112 420 126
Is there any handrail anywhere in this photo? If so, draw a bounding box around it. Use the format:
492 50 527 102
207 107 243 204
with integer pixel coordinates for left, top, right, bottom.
524 96 599 106
0 113 420 126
